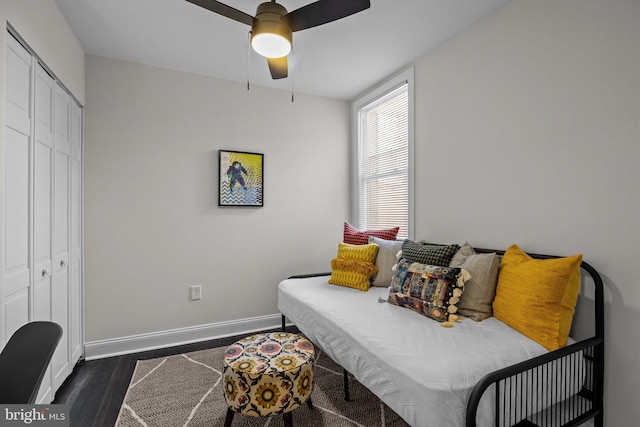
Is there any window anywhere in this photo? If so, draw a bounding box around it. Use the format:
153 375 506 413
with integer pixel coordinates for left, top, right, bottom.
352 68 413 239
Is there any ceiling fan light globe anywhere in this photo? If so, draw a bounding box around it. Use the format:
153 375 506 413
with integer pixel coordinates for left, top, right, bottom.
252 33 291 58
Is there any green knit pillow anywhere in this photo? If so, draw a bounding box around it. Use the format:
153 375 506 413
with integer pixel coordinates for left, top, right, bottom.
401 240 459 266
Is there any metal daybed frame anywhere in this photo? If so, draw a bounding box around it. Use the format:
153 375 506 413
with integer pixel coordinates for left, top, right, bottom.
464 248 605 427
280 246 605 427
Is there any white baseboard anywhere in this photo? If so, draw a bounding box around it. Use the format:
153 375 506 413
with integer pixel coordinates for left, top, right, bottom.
84 313 290 360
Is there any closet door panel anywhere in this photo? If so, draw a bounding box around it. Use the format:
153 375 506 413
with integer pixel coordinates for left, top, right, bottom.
33 274 53 403
33 64 54 320
51 83 71 392
3 289 29 340
51 269 69 391
69 102 82 364
33 136 52 323
53 149 69 262
32 63 56 403
34 140 52 274
5 36 31 136
3 40 31 343
69 251 81 363
3 128 30 290
3 36 32 322
53 85 70 264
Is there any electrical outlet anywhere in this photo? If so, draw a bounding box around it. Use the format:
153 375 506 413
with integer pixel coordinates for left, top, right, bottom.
190 285 202 301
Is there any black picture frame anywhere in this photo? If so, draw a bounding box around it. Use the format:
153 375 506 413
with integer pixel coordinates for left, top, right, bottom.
218 150 264 207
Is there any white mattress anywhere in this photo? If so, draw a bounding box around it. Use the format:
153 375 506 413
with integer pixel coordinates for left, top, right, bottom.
278 275 581 427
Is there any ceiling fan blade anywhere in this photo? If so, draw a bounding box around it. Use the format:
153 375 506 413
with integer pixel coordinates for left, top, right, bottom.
267 57 288 79
285 0 370 32
185 0 254 26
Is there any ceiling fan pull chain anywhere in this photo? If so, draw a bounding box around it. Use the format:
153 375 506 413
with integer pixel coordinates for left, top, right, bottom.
291 48 294 103
247 31 251 91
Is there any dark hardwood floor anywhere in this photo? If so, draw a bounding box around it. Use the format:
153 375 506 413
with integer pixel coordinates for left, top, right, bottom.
54 327 296 427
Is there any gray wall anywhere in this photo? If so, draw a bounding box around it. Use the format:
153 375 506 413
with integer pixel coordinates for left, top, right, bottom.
83 55 350 341
411 0 639 424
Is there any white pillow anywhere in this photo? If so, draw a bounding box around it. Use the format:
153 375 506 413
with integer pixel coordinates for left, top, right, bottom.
368 236 403 287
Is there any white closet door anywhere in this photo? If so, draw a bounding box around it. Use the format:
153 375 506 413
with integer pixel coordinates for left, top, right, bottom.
51 83 70 392
2 31 84 401
69 101 83 365
33 64 54 321
33 64 55 403
2 35 32 346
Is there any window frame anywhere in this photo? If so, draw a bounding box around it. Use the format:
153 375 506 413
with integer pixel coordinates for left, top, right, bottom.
351 67 414 240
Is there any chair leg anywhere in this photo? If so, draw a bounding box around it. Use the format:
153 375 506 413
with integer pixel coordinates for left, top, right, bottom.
223 408 235 427
283 412 293 427
343 368 350 401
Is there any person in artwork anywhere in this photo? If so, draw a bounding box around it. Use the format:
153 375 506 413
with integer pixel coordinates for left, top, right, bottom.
227 161 248 192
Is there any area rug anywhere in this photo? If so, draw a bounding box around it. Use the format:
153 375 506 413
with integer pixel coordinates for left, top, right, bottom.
115 345 409 427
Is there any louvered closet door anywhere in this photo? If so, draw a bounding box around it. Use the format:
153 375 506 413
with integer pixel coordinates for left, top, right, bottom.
2 35 32 346
51 83 70 391
33 64 55 402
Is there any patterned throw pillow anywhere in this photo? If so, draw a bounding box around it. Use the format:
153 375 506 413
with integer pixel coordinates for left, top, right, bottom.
401 240 460 266
388 258 469 325
328 242 379 291
343 222 399 245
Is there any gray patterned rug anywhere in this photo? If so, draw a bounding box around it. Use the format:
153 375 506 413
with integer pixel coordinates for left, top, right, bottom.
115 345 409 427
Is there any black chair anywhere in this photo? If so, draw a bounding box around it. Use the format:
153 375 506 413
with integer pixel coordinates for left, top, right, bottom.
0 321 63 404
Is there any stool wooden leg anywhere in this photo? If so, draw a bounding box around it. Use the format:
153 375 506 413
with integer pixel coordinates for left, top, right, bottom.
306 396 313 410
223 408 235 427
283 412 293 427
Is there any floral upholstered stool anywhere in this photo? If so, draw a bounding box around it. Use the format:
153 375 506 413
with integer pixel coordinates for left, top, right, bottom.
223 332 315 427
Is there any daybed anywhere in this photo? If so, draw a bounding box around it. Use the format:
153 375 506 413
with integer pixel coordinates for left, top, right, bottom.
277 241 604 427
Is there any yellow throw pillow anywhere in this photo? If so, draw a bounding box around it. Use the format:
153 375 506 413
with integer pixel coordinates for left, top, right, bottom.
328 242 379 291
493 244 582 351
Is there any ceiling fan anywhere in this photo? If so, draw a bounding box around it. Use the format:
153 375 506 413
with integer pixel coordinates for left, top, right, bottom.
185 0 371 79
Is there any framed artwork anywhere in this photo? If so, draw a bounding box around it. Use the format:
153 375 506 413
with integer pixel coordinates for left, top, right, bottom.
218 150 264 207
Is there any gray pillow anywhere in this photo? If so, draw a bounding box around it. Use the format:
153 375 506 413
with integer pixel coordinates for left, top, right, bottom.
368 236 402 287
450 241 475 265
449 242 500 321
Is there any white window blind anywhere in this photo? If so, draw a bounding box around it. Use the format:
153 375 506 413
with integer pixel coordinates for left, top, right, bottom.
356 82 409 238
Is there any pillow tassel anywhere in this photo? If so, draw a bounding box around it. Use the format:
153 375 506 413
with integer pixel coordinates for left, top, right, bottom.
457 268 471 288
441 313 460 328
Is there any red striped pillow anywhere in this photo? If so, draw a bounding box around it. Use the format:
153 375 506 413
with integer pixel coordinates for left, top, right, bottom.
343 222 399 245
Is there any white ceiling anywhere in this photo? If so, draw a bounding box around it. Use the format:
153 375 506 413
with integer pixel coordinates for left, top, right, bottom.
55 0 512 100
